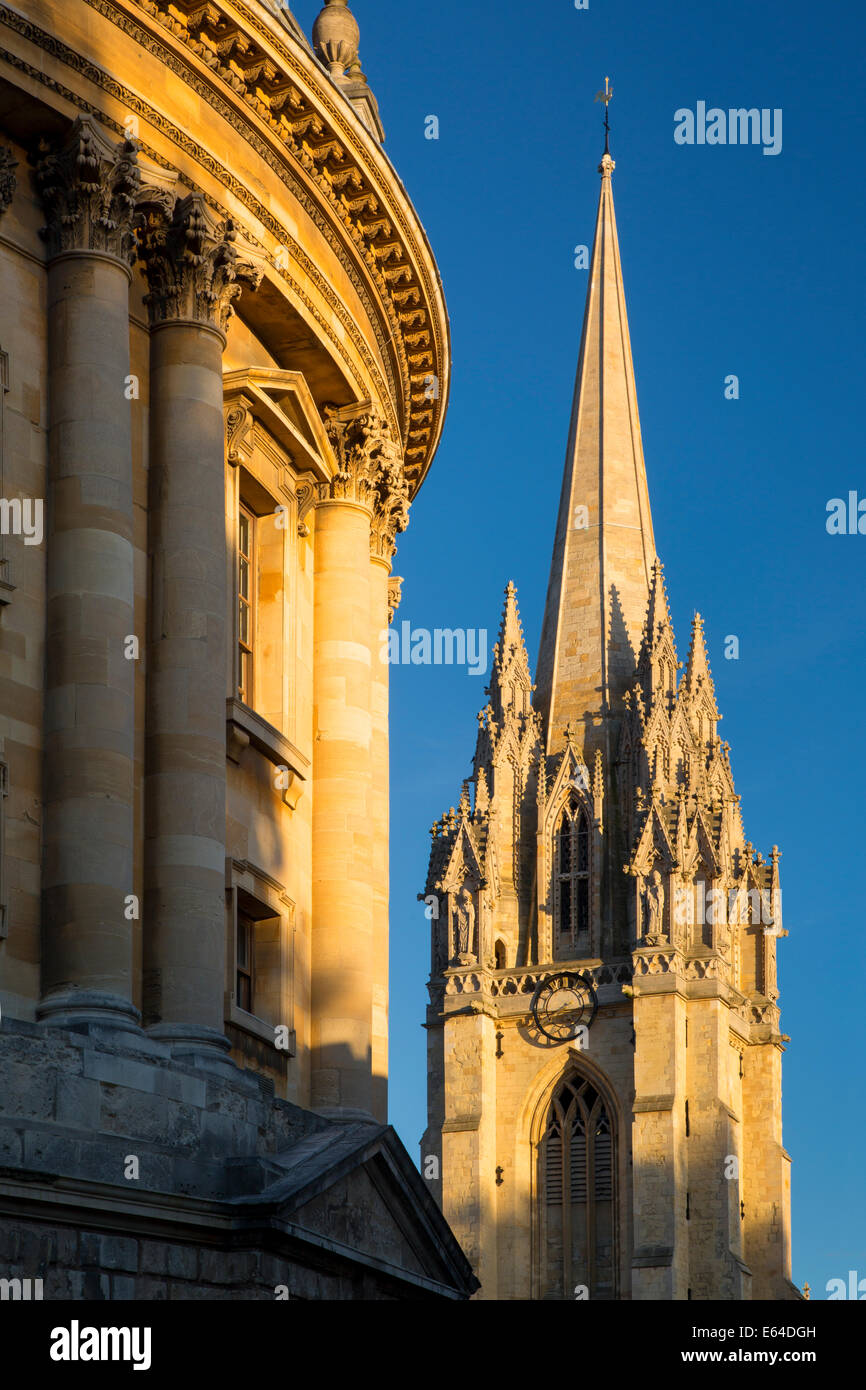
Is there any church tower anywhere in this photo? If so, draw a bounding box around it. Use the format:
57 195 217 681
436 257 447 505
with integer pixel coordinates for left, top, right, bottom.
422 123 798 1301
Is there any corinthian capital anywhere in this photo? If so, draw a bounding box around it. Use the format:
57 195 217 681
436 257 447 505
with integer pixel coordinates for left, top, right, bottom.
0 147 17 218
323 406 409 558
137 193 262 332
32 115 140 262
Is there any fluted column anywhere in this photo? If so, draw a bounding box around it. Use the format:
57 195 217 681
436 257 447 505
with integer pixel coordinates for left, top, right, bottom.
139 194 260 1065
35 117 139 1030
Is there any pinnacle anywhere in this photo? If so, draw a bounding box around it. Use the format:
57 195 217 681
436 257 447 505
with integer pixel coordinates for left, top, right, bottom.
643 558 675 651
683 611 718 710
487 580 532 724
495 580 525 660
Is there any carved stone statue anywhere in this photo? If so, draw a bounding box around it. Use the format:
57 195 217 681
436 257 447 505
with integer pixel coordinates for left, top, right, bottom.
453 885 476 963
644 869 666 945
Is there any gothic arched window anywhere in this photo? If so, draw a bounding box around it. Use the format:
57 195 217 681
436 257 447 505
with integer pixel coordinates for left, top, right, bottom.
542 1075 616 1299
555 799 590 953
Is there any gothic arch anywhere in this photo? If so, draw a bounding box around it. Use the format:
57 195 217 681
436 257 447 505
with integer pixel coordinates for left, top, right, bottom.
521 1054 624 1301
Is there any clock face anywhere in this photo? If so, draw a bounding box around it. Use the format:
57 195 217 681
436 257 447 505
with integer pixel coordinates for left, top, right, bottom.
530 972 598 1044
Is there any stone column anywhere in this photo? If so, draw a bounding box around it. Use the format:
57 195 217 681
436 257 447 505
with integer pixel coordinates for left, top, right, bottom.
369 554 391 1123
310 409 404 1119
139 194 260 1067
368 452 408 1123
34 117 140 1030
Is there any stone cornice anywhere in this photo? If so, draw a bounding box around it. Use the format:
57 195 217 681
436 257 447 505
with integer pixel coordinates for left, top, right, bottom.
103 0 446 495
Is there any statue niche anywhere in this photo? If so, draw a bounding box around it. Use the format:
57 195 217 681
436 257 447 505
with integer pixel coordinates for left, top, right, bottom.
451 880 478 966
641 867 668 947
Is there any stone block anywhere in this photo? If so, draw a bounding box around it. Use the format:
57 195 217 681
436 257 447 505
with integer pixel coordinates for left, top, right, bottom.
198 1248 255 1286
52 1227 78 1266
56 1074 102 1128
99 1087 198 1149
84 1049 157 1093
110 1275 137 1299
136 1276 169 1300
1 1061 55 1119
79 1232 138 1272
140 1241 169 1276
166 1244 197 1280
0 1123 23 1165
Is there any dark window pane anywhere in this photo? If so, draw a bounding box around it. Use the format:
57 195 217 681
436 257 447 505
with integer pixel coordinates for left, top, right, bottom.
576 814 589 872
559 817 571 876
576 878 589 936
560 878 572 937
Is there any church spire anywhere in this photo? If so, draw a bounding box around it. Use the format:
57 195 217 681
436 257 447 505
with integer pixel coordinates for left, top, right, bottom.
535 111 656 756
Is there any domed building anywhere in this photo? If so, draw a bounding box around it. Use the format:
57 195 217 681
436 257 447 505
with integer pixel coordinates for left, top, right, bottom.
0 0 475 1299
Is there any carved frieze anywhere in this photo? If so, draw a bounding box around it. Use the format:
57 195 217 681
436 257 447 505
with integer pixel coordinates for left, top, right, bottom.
0 146 17 216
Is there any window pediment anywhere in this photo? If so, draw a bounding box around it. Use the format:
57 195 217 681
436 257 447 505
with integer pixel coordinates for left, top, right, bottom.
223 367 338 482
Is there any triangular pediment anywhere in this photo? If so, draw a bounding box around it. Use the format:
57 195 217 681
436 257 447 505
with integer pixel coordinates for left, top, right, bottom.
249 1123 477 1297
628 801 676 874
440 816 484 891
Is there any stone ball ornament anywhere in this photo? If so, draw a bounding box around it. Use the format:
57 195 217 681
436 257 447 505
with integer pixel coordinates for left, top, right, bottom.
530 971 598 1044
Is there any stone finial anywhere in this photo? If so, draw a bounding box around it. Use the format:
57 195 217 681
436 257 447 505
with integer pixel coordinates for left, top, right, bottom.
137 193 262 332
312 1 385 141
32 115 140 262
313 0 360 79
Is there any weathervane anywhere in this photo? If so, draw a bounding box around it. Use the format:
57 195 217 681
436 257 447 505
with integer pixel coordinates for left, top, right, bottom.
594 76 613 154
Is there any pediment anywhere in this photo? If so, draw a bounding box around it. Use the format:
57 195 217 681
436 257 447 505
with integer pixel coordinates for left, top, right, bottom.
246 1123 477 1296
223 367 339 480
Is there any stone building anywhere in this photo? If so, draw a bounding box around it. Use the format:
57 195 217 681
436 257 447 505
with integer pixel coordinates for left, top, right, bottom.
423 139 799 1300
0 0 475 1299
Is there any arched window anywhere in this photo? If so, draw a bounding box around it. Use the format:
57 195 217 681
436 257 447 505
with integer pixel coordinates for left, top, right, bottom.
555 799 590 953
494 938 506 970
542 1075 616 1299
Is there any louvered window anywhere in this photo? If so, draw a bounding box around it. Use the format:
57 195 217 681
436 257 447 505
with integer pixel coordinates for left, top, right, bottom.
542 1076 616 1299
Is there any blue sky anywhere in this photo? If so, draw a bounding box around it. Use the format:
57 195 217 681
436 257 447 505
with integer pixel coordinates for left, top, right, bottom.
293 0 866 1296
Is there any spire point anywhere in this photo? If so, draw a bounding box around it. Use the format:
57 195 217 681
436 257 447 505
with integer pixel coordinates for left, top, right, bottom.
594 76 614 173
535 80 654 752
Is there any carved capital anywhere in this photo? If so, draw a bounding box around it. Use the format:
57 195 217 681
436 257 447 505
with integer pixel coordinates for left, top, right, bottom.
387 575 403 624
323 406 410 557
32 116 140 262
0 147 17 218
138 193 262 332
